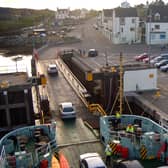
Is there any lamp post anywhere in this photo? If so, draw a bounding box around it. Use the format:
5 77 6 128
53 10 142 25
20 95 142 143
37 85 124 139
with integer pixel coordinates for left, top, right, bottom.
148 9 152 64
105 48 109 67
13 56 22 72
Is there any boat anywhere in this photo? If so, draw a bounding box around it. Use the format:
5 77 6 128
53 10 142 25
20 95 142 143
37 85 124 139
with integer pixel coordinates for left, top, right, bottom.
100 115 168 166
59 152 70 168
51 155 60 168
99 55 168 167
0 121 57 168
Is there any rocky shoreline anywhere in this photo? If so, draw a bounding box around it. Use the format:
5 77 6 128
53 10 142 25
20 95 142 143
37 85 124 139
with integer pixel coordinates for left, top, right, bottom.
0 33 47 56
0 34 81 57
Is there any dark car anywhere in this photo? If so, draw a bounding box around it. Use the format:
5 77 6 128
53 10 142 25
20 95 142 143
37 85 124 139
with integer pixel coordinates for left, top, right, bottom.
88 49 98 57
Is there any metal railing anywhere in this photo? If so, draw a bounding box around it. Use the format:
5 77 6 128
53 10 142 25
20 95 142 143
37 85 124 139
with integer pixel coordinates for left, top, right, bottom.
0 146 6 168
55 58 89 107
88 104 107 116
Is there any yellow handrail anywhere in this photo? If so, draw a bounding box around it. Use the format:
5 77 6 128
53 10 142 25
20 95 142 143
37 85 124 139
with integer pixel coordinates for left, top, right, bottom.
88 104 107 116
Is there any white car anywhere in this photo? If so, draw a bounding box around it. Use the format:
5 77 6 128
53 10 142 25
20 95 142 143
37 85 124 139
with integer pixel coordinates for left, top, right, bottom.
80 153 106 168
59 102 76 119
47 64 58 75
150 54 168 64
154 59 168 68
150 56 163 64
160 64 168 72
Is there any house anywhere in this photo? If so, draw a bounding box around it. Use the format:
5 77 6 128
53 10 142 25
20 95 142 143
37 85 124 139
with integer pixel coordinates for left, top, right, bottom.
99 7 140 44
55 8 70 20
146 5 168 45
100 9 113 40
112 7 140 44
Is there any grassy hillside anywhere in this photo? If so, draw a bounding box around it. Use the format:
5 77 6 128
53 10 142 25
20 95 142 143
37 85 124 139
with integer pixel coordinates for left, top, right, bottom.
0 7 55 34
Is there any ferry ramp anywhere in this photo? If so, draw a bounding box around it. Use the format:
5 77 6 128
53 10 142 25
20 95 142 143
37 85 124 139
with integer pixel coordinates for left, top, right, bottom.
37 57 105 167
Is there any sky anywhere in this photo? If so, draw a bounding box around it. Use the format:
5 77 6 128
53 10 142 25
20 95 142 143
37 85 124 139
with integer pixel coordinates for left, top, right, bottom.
0 0 168 10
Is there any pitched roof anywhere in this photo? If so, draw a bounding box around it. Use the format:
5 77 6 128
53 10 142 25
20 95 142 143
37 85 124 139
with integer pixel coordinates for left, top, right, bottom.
103 9 113 17
147 6 168 22
115 7 137 17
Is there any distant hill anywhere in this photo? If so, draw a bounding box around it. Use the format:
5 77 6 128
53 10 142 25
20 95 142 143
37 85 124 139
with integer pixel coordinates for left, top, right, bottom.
0 7 55 20
0 7 55 34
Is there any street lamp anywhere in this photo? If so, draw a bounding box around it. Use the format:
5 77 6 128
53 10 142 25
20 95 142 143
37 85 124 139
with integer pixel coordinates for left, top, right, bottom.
105 51 108 67
148 9 152 64
105 47 109 67
13 56 22 72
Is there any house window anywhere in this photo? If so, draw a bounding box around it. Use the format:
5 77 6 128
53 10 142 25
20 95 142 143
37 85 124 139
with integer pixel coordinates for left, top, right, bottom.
132 18 135 23
130 28 135 31
154 13 160 21
160 33 166 39
120 17 125 25
155 25 160 29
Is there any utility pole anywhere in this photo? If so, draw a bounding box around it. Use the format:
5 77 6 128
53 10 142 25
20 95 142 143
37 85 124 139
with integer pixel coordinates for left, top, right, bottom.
105 51 108 67
119 52 123 115
148 9 152 64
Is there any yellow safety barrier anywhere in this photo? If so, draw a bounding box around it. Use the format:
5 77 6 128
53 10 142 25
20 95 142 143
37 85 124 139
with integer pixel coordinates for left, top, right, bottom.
109 142 117 155
86 71 93 81
155 91 161 98
0 80 9 88
111 67 117 72
140 145 147 160
40 74 47 85
88 104 107 116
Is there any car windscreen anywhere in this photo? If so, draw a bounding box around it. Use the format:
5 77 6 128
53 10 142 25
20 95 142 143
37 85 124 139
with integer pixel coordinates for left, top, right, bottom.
63 107 74 112
50 67 57 70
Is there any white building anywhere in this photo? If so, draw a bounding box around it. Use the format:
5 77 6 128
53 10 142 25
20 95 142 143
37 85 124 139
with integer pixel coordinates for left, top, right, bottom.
112 7 140 44
146 6 168 45
55 8 70 20
100 7 140 44
101 9 113 40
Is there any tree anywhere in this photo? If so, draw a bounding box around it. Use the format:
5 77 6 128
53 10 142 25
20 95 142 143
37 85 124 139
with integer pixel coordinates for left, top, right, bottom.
150 0 165 6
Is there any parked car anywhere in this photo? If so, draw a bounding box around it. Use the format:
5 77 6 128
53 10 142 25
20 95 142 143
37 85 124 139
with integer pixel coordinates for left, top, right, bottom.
150 56 164 65
155 59 168 68
134 53 148 61
79 153 106 168
150 54 168 64
160 64 168 72
88 49 98 57
59 102 76 119
143 55 156 63
47 64 58 75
